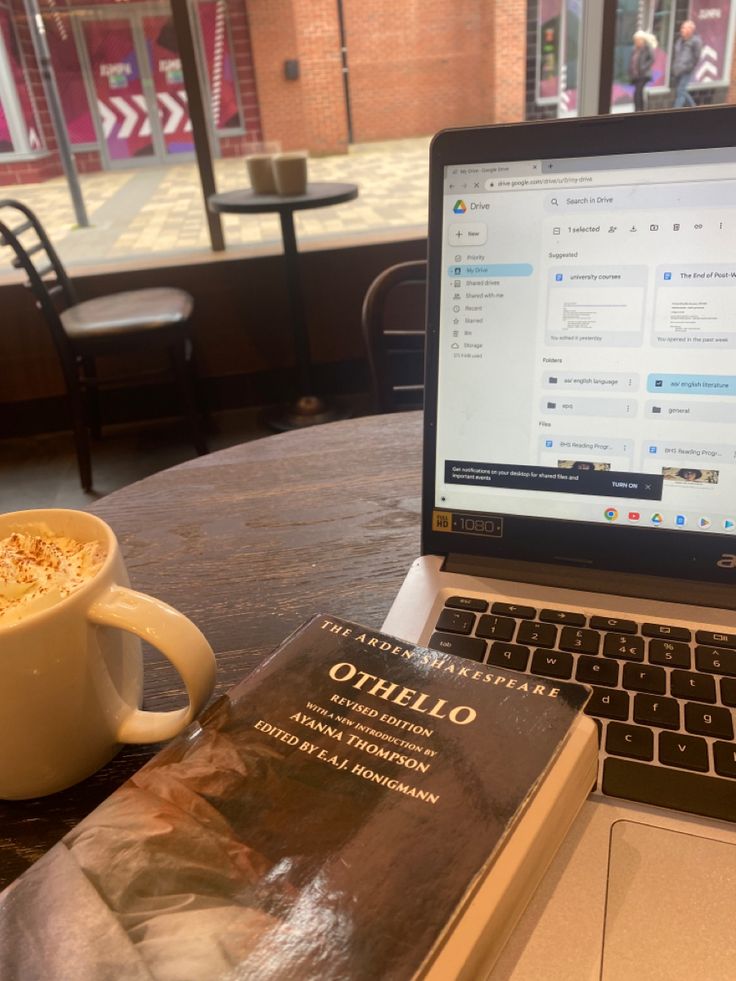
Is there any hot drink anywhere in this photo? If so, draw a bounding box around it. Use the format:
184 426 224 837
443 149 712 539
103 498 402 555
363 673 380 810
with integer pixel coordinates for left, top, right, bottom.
0 509 215 799
0 530 105 626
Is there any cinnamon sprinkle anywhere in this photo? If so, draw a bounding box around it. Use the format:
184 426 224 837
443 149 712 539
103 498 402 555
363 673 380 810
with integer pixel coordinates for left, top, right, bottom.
0 531 106 624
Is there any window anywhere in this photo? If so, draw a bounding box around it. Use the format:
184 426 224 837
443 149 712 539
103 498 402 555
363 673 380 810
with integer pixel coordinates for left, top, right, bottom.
5 1 735 272
0 3 43 154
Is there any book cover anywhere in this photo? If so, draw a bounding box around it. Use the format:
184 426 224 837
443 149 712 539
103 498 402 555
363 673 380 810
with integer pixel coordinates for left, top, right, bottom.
0 614 592 981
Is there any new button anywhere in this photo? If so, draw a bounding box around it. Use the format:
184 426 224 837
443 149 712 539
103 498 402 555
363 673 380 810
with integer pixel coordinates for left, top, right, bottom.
447 222 488 246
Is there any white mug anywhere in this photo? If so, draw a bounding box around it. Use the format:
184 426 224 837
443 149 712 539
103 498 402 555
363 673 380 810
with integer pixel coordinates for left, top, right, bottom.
0 509 216 799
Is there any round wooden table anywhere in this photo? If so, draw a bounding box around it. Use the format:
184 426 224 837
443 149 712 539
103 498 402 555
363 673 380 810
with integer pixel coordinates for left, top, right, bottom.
208 182 359 429
0 412 422 889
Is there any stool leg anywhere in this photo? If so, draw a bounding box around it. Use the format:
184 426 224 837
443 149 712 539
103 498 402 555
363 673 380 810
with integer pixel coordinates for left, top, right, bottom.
81 356 102 440
170 339 207 456
69 385 93 491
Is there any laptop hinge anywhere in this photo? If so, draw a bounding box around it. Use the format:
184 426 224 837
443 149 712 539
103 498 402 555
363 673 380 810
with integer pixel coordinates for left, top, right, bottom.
443 553 736 612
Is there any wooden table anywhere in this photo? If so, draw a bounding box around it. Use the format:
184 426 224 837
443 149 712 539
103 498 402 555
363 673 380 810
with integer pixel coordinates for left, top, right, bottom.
208 182 359 429
0 412 422 889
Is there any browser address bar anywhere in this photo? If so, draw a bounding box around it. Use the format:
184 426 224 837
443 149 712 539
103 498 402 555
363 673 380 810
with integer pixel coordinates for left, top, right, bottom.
488 175 594 190
487 162 736 192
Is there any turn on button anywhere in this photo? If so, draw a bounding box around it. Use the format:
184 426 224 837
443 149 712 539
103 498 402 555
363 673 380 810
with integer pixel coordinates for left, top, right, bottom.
448 222 488 246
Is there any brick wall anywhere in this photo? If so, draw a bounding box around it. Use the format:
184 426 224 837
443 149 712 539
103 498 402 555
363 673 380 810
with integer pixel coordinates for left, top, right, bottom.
488 0 527 123
340 0 525 142
217 0 262 154
245 0 347 154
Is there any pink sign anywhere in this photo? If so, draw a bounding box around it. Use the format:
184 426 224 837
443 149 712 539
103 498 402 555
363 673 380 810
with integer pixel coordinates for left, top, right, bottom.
0 7 42 150
83 18 153 161
690 0 731 86
44 10 96 144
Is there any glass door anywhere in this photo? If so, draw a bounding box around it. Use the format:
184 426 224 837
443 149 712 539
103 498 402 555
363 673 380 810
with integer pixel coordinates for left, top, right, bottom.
142 14 194 156
82 16 157 162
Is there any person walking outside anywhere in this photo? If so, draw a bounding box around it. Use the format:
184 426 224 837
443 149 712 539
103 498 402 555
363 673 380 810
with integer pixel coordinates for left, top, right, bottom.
629 30 656 111
672 20 702 108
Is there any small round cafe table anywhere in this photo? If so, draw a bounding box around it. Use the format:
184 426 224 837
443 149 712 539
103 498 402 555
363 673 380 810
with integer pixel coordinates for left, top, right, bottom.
208 182 359 430
0 412 422 888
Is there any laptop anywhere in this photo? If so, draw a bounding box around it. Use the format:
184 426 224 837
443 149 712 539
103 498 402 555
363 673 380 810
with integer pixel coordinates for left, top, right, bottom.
382 105 736 980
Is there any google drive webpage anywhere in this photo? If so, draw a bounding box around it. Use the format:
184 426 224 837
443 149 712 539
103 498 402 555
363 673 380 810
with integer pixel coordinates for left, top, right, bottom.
435 147 736 535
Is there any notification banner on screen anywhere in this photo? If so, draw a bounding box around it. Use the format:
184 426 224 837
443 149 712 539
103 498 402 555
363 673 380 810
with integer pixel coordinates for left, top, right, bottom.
445 461 664 500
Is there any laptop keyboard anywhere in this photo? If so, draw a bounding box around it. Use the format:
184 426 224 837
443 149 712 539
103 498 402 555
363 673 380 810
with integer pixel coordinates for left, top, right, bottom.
431 596 736 824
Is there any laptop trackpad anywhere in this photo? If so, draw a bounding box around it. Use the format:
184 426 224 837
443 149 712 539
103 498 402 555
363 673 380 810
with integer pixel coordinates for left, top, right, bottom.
601 820 736 981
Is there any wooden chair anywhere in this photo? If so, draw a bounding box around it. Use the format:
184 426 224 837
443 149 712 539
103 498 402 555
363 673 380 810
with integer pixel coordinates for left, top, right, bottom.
361 259 427 412
0 199 207 491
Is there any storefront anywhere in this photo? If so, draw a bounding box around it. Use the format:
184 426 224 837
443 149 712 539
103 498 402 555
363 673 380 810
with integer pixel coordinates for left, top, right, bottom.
0 0 259 181
529 0 736 116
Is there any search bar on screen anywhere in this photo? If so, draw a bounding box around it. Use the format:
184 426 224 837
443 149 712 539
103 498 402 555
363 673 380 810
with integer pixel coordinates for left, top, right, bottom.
544 182 736 212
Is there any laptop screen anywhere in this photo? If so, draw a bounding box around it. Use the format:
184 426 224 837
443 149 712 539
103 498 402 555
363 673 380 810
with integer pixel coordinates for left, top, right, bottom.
435 144 736 539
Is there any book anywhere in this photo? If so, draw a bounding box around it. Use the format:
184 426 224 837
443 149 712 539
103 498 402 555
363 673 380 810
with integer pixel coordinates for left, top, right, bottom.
0 613 597 981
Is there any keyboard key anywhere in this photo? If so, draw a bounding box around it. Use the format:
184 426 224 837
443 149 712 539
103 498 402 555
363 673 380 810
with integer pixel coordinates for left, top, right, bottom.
695 646 736 677
445 595 488 613
713 741 736 779
476 614 515 642
530 649 573 680
684 703 734 741
648 639 691 669
722 678 736 708
659 731 709 772
584 687 629 721
540 608 586 626
428 632 486 662
603 758 736 822
603 633 645 662
606 723 654 761
559 626 600 655
488 642 530 672
491 602 536 619
633 693 679 730
622 662 666 694
696 630 736 649
435 609 475 635
517 620 557 648
590 615 637 634
670 670 717 704
643 623 692 642
576 655 619 687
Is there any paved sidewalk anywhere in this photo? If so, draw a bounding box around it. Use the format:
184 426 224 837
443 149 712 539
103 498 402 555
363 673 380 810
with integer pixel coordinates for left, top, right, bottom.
2 137 430 270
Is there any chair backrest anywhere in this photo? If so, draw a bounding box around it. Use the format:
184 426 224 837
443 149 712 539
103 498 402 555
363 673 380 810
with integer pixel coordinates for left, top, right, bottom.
0 199 79 380
361 259 427 413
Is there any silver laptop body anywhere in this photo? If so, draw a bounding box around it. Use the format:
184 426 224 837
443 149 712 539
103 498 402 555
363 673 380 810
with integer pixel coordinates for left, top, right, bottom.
383 106 736 980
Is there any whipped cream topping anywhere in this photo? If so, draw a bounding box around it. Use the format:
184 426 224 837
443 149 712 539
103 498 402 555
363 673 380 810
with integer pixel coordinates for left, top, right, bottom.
0 531 106 626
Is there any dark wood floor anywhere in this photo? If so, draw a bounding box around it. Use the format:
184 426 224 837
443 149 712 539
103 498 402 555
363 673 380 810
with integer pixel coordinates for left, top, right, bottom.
1 396 372 513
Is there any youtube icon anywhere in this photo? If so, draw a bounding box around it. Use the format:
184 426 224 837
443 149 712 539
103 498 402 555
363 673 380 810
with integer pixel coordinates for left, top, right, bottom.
628 511 640 521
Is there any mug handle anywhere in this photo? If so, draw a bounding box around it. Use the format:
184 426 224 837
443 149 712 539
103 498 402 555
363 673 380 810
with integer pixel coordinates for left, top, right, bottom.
88 584 217 743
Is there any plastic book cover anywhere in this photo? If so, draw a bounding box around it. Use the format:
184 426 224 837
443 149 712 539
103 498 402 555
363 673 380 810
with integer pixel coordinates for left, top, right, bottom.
0 614 590 981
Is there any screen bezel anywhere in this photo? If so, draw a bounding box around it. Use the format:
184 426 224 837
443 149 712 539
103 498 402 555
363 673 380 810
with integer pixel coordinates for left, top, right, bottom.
422 105 736 586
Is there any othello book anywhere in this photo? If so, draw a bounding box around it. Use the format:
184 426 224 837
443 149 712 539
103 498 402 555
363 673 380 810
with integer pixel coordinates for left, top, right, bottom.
0 614 596 981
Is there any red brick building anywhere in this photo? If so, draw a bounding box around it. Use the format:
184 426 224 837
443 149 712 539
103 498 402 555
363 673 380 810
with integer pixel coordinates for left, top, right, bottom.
0 0 527 184
0 0 734 185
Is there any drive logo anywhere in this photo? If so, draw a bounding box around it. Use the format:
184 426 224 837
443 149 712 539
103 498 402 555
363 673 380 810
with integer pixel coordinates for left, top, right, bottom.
453 199 467 214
